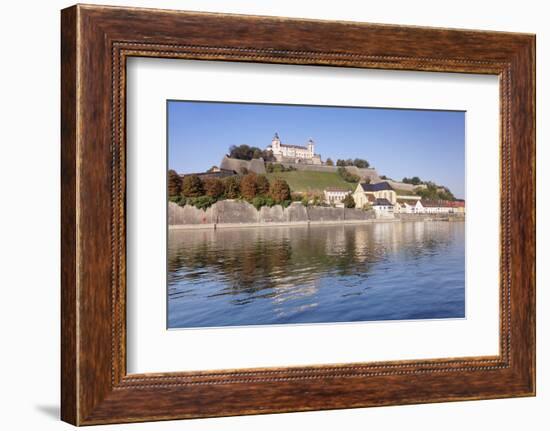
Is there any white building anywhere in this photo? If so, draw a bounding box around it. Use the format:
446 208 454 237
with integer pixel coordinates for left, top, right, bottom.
267 133 322 164
324 187 351 205
395 198 423 213
372 198 394 218
421 200 461 214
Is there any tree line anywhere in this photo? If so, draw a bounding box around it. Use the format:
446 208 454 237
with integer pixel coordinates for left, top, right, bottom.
401 176 456 201
168 170 291 210
228 144 276 162
324 158 370 168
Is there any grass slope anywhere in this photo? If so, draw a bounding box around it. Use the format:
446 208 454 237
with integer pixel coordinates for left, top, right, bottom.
266 171 355 193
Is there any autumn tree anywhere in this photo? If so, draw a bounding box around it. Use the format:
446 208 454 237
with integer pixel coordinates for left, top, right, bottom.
270 178 291 203
167 169 182 197
223 176 240 199
240 173 258 200
203 177 224 198
256 175 270 195
181 174 204 197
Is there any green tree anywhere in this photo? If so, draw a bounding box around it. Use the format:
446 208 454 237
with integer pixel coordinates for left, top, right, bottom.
336 159 346 167
353 158 370 168
402 176 422 185
203 177 224 198
228 144 275 161
342 193 356 209
181 174 203 197
325 158 334 166
167 169 182 197
256 174 270 195
270 178 291 203
223 176 240 199
240 173 258 200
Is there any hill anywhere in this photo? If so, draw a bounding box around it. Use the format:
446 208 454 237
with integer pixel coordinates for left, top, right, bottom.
266 171 355 193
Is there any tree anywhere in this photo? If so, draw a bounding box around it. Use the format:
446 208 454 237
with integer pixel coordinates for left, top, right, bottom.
256 175 270 195
203 177 224 198
167 169 182 197
353 158 370 168
416 182 456 201
240 173 258 200
342 193 356 209
325 158 334 166
181 174 203 197
336 159 346 167
269 178 291 203
403 176 422 185
228 144 275 161
223 176 240 199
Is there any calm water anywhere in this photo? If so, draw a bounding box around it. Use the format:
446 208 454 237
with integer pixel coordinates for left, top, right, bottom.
168 222 465 328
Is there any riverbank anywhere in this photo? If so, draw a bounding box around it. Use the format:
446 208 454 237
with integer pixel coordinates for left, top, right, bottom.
169 218 400 230
168 201 464 230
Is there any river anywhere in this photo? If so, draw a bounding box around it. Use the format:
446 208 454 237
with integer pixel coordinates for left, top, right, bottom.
168 221 465 328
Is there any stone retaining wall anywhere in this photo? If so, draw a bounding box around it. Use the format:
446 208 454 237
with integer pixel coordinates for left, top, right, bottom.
169 201 375 226
395 213 465 221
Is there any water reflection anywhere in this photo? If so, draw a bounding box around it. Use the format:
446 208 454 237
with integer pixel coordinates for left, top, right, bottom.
168 222 465 328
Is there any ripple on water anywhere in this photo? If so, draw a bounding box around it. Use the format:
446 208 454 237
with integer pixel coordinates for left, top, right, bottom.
167 222 465 328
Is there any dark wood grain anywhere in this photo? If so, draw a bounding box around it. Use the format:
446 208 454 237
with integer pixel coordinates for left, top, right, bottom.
61 4 535 425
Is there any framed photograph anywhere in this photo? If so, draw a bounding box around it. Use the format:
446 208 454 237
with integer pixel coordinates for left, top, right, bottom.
61 4 536 425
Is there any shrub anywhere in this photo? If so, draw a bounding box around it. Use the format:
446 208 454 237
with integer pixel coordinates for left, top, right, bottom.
291 192 304 202
181 174 204 197
187 196 217 210
251 195 276 210
342 193 356 209
337 167 360 183
169 195 186 206
266 163 295 173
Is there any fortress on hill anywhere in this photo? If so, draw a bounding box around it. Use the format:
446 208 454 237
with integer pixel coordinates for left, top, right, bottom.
267 133 322 165
218 133 425 193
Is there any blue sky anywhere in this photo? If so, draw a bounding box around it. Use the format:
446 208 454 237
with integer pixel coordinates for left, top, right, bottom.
168 101 465 198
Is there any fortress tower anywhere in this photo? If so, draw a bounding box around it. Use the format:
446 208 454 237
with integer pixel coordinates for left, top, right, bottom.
307 138 315 157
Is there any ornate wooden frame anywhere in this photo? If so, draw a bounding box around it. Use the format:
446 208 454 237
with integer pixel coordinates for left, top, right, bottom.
61 4 535 425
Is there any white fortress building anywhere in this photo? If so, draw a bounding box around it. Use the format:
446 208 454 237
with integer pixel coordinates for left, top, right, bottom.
267 133 322 165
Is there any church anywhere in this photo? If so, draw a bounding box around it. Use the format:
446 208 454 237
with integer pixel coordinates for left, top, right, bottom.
266 133 322 165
